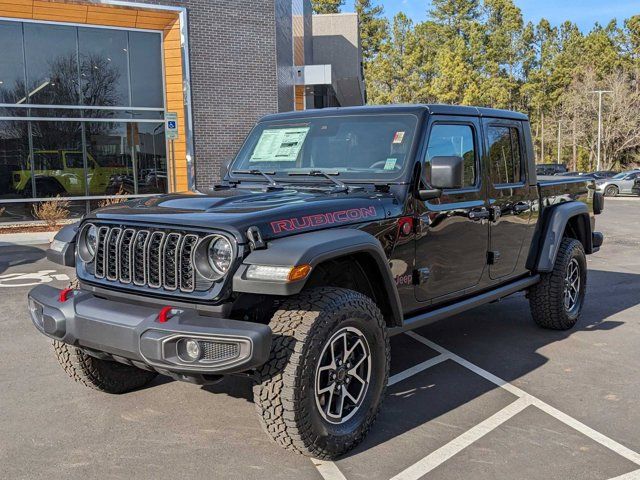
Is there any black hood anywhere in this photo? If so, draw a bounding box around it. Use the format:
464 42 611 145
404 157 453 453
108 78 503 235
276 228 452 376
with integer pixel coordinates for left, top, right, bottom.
88 187 402 242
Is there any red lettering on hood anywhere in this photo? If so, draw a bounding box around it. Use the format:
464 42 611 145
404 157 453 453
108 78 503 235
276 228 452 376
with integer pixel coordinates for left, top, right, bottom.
271 206 378 234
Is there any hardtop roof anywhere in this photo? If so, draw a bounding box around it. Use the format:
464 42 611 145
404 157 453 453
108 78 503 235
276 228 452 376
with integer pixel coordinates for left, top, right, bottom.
260 104 529 122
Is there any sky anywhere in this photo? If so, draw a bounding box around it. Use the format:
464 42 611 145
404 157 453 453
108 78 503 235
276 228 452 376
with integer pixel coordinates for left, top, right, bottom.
348 0 640 32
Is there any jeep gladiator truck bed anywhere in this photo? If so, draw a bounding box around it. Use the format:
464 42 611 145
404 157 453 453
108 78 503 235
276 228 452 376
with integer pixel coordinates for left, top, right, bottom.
29 104 603 459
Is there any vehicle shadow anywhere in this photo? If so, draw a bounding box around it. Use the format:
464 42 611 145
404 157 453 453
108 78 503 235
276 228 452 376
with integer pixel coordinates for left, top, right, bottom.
340 268 639 459
195 268 640 459
0 244 47 274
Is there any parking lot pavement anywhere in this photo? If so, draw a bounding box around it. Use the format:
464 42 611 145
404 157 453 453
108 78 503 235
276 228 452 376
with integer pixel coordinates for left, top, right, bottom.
1 199 639 480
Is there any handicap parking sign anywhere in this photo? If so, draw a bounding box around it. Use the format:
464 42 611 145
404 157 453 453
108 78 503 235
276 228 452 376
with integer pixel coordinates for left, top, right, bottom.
166 112 179 140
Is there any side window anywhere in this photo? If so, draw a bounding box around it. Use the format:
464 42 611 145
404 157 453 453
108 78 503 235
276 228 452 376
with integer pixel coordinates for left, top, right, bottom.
33 152 63 171
425 124 476 188
488 126 523 185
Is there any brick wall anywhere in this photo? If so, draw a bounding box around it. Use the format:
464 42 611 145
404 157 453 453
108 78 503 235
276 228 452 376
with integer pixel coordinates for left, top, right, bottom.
126 0 281 190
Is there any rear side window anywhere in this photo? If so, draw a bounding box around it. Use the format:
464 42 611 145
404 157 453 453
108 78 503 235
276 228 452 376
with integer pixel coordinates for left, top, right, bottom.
425 124 476 188
488 126 523 185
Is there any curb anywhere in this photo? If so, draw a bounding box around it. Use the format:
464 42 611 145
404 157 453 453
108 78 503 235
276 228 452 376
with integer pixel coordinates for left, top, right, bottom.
0 231 56 247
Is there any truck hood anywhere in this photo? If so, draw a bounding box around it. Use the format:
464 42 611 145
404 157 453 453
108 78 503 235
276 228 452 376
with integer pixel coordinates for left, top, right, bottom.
88 187 401 242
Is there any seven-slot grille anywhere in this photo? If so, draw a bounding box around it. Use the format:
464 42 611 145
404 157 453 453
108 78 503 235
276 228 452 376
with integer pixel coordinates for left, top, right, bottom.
93 225 200 293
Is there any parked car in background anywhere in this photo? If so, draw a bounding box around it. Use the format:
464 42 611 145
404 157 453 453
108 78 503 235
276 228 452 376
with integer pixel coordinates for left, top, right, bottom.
555 171 591 177
590 170 617 180
632 176 640 196
596 170 640 196
536 163 567 176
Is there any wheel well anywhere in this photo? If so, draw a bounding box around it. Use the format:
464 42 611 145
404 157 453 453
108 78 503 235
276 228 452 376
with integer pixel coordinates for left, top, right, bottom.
304 253 398 327
564 213 592 254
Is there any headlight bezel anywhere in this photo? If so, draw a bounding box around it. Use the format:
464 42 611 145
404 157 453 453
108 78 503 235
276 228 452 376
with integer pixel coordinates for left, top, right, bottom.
78 223 98 263
193 233 236 281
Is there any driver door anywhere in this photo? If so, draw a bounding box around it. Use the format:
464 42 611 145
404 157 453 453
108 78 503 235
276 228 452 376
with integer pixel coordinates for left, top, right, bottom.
414 116 489 304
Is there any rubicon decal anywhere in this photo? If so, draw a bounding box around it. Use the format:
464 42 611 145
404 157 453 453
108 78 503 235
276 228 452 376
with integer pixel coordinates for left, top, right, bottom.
271 206 377 233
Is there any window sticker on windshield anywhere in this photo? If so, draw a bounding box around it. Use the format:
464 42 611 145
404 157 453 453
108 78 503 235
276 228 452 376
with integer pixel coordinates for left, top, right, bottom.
250 127 310 162
383 158 397 170
393 131 405 144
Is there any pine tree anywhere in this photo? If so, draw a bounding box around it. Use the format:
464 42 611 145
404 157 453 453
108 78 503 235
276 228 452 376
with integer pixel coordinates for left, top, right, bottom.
355 0 389 64
311 0 344 14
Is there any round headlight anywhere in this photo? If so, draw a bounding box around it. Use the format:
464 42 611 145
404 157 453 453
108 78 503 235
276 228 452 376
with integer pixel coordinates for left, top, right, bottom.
78 223 98 262
207 237 233 275
86 225 98 256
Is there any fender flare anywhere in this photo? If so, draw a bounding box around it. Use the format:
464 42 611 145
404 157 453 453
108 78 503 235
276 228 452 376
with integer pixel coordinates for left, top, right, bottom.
532 202 592 273
46 222 79 267
232 229 403 326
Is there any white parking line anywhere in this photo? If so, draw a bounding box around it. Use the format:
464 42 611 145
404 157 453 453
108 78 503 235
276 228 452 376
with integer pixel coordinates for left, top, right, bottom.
312 459 348 480
312 330 640 480
390 396 531 480
388 354 448 386
607 469 640 480
405 331 640 466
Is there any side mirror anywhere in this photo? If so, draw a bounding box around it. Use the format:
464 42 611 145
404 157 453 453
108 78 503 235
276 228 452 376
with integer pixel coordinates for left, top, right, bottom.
430 155 464 190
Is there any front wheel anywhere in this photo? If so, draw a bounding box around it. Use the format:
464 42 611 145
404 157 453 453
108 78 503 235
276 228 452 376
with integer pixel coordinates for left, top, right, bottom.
253 287 389 459
529 238 587 330
604 185 619 197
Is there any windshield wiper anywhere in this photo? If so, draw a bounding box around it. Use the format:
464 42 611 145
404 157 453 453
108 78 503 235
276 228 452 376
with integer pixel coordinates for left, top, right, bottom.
288 170 349 192
231 169 283 190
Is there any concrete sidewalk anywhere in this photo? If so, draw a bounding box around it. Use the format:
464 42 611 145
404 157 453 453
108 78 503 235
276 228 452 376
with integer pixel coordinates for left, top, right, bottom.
0 231 56 247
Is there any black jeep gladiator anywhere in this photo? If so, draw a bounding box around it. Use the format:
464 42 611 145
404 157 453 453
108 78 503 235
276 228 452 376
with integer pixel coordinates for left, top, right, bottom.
28 105 604 459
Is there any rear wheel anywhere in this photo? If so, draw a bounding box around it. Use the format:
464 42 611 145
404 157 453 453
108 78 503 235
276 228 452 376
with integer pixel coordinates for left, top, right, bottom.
253 287 389 459
604 185 619 197
529 238 586 330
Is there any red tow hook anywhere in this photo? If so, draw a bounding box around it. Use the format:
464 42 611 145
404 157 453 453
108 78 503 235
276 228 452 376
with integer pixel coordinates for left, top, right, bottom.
158 306 175 323
58 288 75 303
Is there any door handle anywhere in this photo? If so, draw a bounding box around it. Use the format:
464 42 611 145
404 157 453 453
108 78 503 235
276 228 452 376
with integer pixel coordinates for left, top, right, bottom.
513 202 530 213
468 208 490 221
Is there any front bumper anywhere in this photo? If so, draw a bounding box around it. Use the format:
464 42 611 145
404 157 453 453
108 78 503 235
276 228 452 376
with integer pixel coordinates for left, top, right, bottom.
28 285 271 382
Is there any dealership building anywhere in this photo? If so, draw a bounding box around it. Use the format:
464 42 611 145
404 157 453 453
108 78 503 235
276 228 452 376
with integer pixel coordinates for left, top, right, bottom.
0 0 364 222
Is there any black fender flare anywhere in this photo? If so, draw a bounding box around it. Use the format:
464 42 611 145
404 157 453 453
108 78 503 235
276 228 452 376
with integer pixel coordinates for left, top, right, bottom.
46 222 79 267
531 202 592 272
232 229 403 326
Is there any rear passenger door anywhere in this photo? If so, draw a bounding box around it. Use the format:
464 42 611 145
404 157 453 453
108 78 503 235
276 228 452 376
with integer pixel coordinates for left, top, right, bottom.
484 120 533 279
414 116 489 303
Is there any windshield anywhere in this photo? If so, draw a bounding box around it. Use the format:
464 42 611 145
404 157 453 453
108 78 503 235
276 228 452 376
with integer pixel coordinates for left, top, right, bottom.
230 114 419 181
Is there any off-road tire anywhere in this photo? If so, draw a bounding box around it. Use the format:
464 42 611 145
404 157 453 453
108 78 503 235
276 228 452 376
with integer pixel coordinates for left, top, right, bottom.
253 287 390 459
604 185 619 197
51 278 157 393
529 238 586 330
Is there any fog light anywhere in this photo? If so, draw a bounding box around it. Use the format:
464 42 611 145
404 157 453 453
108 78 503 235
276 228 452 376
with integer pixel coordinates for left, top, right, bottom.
185 339 201 360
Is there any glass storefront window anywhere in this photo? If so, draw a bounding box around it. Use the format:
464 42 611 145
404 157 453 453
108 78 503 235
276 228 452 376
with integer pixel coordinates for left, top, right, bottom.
85 122 134 195
0 121 30 201
133 123 167 194
0 21 168 222
0 21 27 104
30 121 84 197
24 23 80 105
78 27 129 107
129 31 164 108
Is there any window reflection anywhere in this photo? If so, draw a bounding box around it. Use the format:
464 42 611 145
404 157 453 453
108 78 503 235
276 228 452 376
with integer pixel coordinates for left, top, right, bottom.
133 123 167 194
85 122 134 195
129 31 164 108
0 21 27 104
30 121 84 197
24 23 79 105
0 21 168 220
0 121 30 200
79 27 129 107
